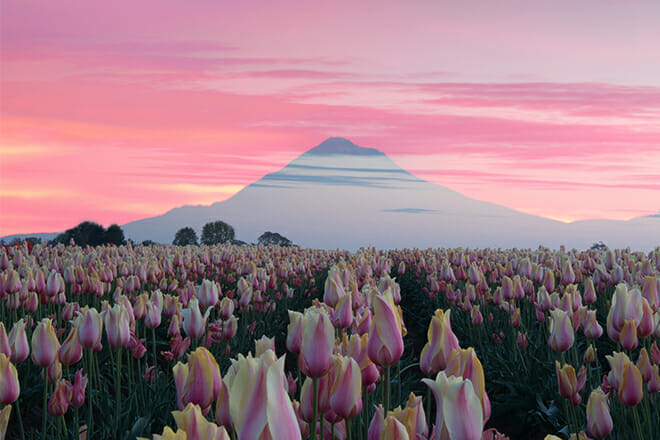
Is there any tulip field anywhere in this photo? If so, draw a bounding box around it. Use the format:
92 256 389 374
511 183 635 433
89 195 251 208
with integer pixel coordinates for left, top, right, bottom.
1 243 659 440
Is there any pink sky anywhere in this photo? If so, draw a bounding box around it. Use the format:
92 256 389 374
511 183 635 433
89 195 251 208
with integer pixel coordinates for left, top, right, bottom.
1 0 659 236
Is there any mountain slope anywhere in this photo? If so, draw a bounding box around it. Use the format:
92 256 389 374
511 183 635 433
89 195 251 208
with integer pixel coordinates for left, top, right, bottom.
120 138 659 250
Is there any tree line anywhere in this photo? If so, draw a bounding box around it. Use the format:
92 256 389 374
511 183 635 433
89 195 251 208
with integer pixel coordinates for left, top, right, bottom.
173 221 293 247
3 220 293 247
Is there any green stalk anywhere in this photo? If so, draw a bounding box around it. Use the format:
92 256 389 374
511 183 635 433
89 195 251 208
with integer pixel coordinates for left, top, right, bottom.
152 327 157 366
632 405 645 440
346 417 352 440
384 366 391 412
16 398 25 440
312 377 319 440
42 370 49 440
115 347 122 436
74 408 79 440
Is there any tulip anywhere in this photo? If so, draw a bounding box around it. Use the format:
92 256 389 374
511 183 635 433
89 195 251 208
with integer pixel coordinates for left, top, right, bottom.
225 351 301 439
144 300 163 329
582 310 603 339
59 326 83 366
217 297 235 320
618 318 638 351
104 304 131 348
422 371 483 440
0 406 11 440
618 361 643 406
197 279 220 310
607 284 643 339
548 309 574 352
367 289 404 368
287 310 304 354
75 307 104 350
382 415 410 440
445 347 489 422
255 335 275 357
31 318 60 368
586 388 613 439
420 309 460 375
330 355 362 419
555 362 582 406
174 347 221 412
332 292 354 329
181 298 212 340
48 379 72 417
70 369 88 408
0 353 20 404
0 323 8 357
8 319 29 363
172 403 230 440
299 308 334 378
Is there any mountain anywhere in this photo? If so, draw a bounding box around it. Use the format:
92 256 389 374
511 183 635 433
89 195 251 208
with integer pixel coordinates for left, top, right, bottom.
116 137 658 250
3 138 658 250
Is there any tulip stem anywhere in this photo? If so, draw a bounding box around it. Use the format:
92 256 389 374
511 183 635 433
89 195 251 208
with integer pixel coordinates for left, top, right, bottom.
346 417 352 440
312 377 319 440
74 408 79 440
115 348 122 437
42 370 48 440
16 398 25 440
152 327 157 366
632 405 645 440
384 366 391 411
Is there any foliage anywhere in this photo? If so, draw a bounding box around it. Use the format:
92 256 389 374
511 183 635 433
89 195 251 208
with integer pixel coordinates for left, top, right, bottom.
172 226 198 246
53 221 125 246
257 231 293 246
200 220 235 245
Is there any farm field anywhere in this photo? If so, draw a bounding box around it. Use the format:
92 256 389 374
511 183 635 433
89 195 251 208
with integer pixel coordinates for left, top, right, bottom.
1 242 659 440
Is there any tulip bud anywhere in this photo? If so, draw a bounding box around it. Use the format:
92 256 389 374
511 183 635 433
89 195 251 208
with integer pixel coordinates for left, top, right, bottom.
420 309 460 375
48 379 72 417
299 308 334 378
548 309 574 352
70 369 87 408
367 289 404 368
104 304 131 348
586 388 613 439
75 307 103 350
59 326 83 366
330 355 362 419
31 318 60 368
618 362 643 406
0 354 20 404
8 319 29 363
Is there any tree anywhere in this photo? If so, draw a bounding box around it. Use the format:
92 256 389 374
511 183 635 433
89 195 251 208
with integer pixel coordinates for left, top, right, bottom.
54 221 106 246
104 224 125 246
257 231 293 247
173 227 198 246
590 241 607 251
201 220 235 245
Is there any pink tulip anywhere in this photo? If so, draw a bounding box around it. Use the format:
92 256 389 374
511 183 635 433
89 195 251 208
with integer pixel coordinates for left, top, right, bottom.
70 369 88 408
174 347 221 412
75 307 103 350
330 355 362 419
104 304 131 348
31 318 60 368
197 279 220 310
0 323 9 357
367 289 404 368
59 326 83 366
423 371 483 440
618 362 643 406
299 308 334 378
586 388 613 439
420 309 460 375
0 354 20 404
48 379 72 417
287 310 304 354
225 351 302 439
181 298 211 340
548 309 574 352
